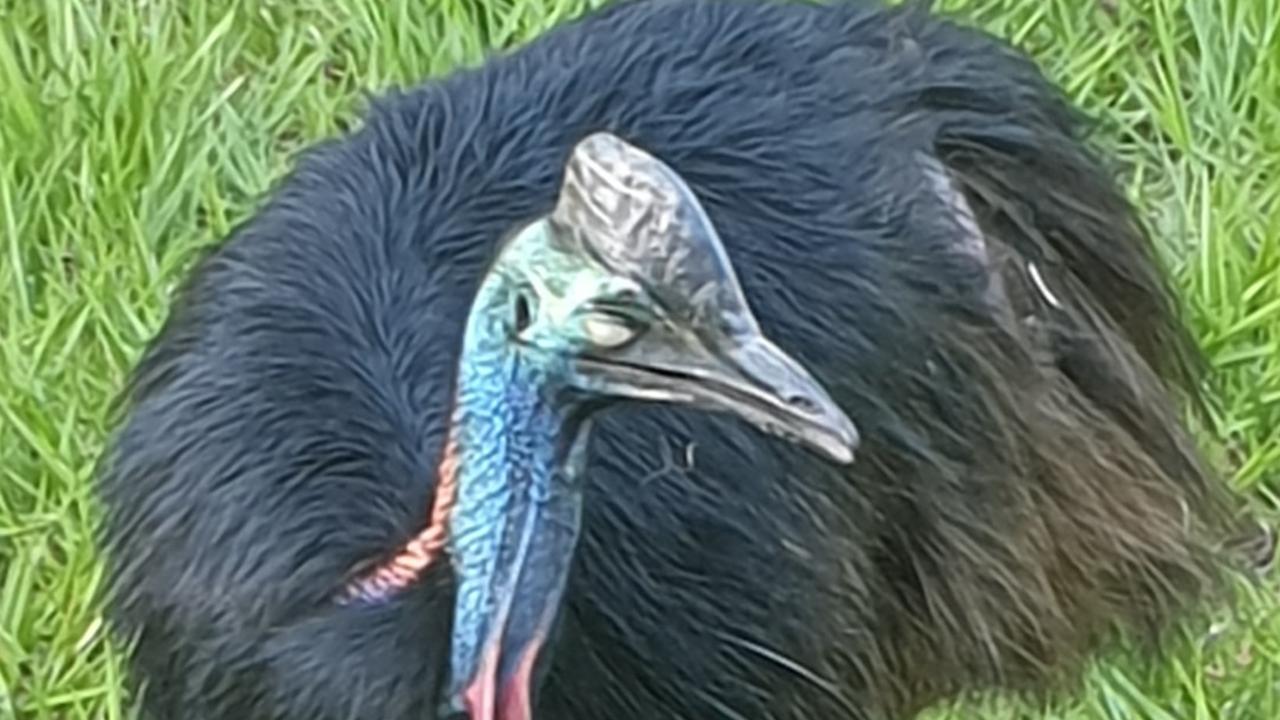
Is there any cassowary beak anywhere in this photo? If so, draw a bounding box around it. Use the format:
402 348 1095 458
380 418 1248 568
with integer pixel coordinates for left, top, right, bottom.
575 332 859 464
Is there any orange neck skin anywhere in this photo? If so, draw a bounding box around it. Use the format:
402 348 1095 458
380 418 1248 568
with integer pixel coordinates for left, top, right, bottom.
340 436 460 604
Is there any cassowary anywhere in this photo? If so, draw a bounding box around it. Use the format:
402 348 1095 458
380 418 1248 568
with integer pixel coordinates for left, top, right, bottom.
96 1 1251 719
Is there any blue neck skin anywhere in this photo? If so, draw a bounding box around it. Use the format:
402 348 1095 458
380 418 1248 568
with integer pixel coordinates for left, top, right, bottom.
444 316 594 699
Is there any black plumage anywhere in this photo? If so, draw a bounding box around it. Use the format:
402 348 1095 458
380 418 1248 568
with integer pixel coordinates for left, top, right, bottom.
97 1 1247 718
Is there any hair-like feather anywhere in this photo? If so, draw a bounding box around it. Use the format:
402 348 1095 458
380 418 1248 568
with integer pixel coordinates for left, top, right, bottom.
97 1 1249 718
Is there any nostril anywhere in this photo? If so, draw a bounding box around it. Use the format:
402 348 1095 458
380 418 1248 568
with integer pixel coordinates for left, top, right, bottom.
787 394 819 413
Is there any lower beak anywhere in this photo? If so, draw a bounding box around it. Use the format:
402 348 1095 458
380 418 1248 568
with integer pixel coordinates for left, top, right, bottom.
578 334 859 465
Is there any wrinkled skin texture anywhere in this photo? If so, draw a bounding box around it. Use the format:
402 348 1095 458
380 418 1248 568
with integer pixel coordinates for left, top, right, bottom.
97 1 1245 719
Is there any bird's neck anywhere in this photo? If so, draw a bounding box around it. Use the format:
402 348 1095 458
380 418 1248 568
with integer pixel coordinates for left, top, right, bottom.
447 351 591 557
340 334 590 605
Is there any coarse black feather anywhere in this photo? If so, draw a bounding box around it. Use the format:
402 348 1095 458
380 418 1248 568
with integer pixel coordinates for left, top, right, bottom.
96 1 1249 718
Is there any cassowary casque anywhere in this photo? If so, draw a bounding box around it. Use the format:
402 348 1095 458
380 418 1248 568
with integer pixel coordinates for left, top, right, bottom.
96 1 1256 719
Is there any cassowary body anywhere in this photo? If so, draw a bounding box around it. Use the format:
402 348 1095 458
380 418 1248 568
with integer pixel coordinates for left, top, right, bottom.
98 1 1242 719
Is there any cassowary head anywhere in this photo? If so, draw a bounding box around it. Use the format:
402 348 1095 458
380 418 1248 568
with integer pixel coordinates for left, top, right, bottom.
470 132 857 463
342 132 858 720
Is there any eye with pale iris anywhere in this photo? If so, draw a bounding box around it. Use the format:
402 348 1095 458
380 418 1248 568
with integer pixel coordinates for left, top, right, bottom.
581 312 640 348
579 284 650 349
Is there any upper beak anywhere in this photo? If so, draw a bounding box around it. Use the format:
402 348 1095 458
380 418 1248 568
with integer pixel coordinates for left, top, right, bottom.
576 329 859 465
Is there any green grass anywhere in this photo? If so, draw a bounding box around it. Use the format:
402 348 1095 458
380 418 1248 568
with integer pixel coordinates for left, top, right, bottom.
1 0 1277 718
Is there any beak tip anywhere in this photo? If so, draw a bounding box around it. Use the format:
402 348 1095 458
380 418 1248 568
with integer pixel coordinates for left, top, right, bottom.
829 436 857 465
829 418 860 465
806 415 858 465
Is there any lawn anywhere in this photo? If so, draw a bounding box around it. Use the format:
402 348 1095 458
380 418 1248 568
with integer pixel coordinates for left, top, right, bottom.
1 0 1277 718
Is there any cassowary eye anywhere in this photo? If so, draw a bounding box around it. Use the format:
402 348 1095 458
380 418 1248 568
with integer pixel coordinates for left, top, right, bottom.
581 312 640 349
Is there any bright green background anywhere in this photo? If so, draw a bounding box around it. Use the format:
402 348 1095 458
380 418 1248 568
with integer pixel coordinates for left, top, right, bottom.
1 1 1276 718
